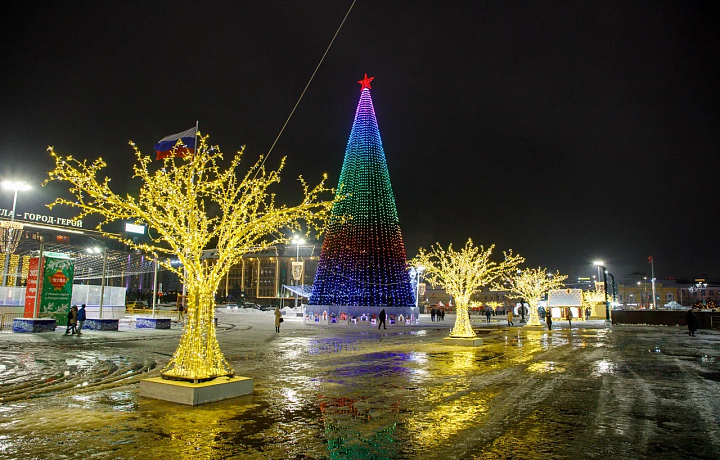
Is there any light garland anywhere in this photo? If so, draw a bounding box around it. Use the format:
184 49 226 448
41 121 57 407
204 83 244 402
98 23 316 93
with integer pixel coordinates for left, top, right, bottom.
485 300 503 313
496 267 568 326
309 77 415 307
581 289 606 312
412 239 524 338
45 135 335 382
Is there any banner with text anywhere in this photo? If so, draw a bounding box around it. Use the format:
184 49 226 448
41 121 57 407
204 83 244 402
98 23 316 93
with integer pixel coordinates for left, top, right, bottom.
23 257 40 318
39 255 75 315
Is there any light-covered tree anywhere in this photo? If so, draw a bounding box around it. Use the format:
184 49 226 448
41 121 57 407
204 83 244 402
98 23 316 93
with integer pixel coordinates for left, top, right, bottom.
412 239 523 338
486 300 504 314
582 289 606 317
45 135 335 381
497 267 568 326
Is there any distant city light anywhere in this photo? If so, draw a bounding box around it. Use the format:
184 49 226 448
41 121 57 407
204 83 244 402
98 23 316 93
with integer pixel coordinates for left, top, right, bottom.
125 222 145 234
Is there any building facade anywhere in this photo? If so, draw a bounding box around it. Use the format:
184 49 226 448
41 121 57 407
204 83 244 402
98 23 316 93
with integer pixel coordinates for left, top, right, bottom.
222 243 321 305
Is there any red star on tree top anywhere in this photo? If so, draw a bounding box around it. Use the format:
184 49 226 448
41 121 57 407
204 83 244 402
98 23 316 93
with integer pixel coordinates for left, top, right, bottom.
357 73 374 90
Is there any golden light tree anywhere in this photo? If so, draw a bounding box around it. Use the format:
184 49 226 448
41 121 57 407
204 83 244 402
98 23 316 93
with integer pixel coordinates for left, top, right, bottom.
45 135 335 382
412 239 523 338
582 289 606 317
486 300 503 315
497 267 568 326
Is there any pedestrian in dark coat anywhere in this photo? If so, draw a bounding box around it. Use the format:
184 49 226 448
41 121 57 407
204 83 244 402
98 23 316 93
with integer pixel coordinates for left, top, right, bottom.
76 304 87 335
485 308 492 323
378 309 387 330
441 309 445 321
686 309 699 337
545 310 553 330
65 306 78 334
567 308 573 329
274 307 282 333
430 307 436 322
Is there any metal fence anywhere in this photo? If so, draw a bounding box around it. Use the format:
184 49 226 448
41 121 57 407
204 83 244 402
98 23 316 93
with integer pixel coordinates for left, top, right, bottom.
0 313 23 330
710 315 720 329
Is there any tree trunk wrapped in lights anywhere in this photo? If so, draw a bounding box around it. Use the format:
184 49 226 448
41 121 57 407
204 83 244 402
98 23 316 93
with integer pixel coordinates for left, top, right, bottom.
497 267 568 326
412 239 523 338
45 135 335 382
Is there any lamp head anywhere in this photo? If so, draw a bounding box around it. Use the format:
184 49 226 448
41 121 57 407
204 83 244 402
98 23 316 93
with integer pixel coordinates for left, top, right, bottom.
2 180 32 191
593 261 604 266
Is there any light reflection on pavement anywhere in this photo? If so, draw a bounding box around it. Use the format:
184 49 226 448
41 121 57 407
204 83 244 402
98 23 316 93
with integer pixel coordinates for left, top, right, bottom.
0 315 719 459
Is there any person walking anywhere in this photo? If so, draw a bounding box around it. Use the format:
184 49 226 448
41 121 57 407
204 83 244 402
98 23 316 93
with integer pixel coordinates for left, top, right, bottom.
65 305 78 335
585 307 591 320
567 308 573 329
430 307 436 322
378 308 387 330
76 304 87 335
178 302 185 323
686 308 699 337
507 309 514 326
546 310 553 330
274 306 282 333
485 308 492 323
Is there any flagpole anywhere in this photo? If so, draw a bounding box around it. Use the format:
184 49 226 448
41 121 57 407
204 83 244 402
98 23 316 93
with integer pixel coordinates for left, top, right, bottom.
182 121 198 303
650 256 656 309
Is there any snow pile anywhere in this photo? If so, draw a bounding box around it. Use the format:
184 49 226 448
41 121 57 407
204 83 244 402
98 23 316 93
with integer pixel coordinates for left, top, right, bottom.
220 307 271 315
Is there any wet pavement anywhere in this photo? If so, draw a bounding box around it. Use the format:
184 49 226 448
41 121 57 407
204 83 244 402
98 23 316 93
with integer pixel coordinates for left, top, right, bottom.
0 312 718 459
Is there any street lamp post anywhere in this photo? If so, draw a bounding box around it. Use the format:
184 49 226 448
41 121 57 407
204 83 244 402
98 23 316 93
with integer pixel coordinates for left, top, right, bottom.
1 181 31 287
607 272 616 303
292 235 304 309
415 266 424 309
594 261 610 321
86 245 108 319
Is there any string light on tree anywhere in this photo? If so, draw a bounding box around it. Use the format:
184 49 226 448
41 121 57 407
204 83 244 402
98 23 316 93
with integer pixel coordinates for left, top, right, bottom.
486 300 503 315
310 75 414 307
412 239 524 338
497 267 568 326
45 135 335 382
581 289 605 317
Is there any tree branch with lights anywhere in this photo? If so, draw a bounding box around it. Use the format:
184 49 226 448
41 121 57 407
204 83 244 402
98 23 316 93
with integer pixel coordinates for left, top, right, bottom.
496 267 568 326
412 239 524 338
45 135 336 381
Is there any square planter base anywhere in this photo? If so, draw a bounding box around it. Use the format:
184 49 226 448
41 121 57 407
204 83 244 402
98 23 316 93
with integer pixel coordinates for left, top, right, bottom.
84 318 119 331
13 318 56 333
136 317 171 329
139 376 253 405
443 337 483 347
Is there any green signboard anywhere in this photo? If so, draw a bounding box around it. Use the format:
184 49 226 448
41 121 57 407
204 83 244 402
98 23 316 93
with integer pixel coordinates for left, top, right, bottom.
39 255 75 315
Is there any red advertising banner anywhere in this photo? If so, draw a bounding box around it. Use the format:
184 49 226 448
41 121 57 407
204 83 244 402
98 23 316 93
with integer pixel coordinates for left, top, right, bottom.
23 257 40 318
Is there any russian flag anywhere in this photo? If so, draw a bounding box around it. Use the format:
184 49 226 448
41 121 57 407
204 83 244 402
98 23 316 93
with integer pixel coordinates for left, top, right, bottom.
154 127 196 160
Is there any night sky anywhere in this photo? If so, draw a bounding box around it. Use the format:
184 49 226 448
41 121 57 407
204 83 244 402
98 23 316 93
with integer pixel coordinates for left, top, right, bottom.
2 1 718 281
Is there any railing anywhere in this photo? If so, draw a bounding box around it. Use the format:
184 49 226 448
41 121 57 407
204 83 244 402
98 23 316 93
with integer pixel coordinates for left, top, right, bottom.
0 313 23 330
128 308 180 318
49 312 69 327
711 315 720 330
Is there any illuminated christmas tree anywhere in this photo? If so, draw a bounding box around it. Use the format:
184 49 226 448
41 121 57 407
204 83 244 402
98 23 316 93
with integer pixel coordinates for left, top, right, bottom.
309 75 414 307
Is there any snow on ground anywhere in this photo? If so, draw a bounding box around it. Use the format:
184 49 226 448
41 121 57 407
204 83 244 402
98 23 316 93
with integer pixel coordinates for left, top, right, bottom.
0 313 719 459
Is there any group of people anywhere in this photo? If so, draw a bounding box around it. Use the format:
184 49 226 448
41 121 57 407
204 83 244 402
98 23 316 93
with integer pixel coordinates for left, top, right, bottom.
64 304 87 335
430 307 445 322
